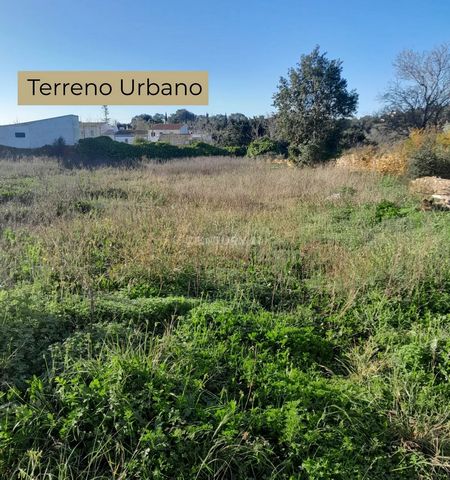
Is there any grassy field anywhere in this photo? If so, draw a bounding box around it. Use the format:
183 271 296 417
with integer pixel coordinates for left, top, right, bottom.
0 156 449 479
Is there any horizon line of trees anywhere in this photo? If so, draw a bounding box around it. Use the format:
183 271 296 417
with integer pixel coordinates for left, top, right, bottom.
127 43 450 163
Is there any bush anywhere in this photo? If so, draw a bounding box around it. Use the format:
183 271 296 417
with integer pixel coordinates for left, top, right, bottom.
224 145 247 156
337 128 450 177
184 141 229 156
50 136 67 157
374 200 410 223
247 136 286 158
133 136 149 145
407 135 450 178
286 142 334 165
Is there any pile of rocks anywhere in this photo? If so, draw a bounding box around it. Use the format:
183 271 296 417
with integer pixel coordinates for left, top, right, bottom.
410 176 450 211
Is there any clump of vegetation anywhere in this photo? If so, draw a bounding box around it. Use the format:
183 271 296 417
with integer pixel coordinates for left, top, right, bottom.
406 129 450 178
0 178 36 204
337 129 450 177
67 137 244 167
247 136 286 158
374 200 411 222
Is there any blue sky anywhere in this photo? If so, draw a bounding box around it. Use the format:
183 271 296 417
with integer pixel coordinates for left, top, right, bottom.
0 0 448 124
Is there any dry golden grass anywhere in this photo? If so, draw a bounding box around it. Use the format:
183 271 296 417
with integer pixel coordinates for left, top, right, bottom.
0 155 448 308
336 143 408 175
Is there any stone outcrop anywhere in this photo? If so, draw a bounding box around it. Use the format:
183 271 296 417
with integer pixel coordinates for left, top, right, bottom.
410 176 450 211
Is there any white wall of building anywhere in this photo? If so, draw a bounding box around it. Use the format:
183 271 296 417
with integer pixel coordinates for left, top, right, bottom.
114 135 134 143
0 115 80 148
148 124 189 142
80 122 113 139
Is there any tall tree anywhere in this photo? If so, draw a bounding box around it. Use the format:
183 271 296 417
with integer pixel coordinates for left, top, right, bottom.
249 116 269 139
381 43 450 134
273 46 358 163
214 115 252 146
169 109 196 124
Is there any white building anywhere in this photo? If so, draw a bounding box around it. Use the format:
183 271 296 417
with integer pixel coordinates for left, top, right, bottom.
148 123 189 142
80 122 116 139
0 115 80 148
114 130 148 144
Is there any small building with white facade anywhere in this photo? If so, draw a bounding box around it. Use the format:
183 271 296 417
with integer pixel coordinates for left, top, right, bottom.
148 123 189 142
0 115 80 148
80 122 116 139
114 130 148 144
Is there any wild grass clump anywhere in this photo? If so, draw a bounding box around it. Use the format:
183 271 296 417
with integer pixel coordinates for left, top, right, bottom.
0 156 449 478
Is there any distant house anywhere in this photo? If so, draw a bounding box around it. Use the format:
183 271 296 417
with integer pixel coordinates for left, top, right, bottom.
79 122 116 139
0 115 80 148
114 130 148 144
148 123 189 142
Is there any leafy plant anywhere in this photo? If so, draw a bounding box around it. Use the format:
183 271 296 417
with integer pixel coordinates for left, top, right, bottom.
247 136 286 158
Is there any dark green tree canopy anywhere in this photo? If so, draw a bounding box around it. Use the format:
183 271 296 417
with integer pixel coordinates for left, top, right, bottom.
169 109 196 124
273 46 358 162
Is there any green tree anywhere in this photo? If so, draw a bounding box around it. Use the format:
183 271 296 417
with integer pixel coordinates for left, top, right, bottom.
273 46 358 163
169 109 196 123
214 115 252 147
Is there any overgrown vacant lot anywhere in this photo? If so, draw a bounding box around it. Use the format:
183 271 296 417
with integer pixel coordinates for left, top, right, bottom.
0 156 449 479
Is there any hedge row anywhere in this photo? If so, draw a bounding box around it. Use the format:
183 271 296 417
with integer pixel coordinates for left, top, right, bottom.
74 137 245 163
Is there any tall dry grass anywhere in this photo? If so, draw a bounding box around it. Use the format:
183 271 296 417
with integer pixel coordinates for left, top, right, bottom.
0 155 447 308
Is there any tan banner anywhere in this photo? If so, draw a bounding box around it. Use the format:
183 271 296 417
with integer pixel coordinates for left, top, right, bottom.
18 71 208 105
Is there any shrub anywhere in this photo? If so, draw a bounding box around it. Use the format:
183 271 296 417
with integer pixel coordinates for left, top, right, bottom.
407 134 450 178
247 136 286 158
337 129 450 177
287 141 337 165
295 142 323 165
184 141 229 156
224 145 247 156
133 136 149 145
374 200 409 222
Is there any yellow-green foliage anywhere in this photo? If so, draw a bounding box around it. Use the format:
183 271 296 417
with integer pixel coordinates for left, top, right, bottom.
338 128 450 176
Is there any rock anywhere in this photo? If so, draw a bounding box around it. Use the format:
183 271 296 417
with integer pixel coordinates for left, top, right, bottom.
421 194 450 211
410 176 450 195
411 177 450 211
430 194 450 210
